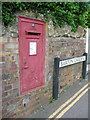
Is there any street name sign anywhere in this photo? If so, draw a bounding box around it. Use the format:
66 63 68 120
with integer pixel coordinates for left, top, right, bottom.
59 56 86 68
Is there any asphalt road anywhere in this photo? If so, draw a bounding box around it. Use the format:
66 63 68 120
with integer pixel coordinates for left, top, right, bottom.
62 91 88 118
25 78 89 119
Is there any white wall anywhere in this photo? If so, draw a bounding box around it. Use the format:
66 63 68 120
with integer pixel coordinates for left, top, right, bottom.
86 28 90 72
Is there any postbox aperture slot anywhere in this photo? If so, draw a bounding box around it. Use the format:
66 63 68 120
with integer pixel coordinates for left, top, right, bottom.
26 31 40 36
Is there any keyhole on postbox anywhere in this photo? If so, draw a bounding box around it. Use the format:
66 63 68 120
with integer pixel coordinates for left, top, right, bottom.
24 62 26 64
23 62 29 69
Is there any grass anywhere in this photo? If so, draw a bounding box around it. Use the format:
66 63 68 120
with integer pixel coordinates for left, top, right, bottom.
48 97 55 104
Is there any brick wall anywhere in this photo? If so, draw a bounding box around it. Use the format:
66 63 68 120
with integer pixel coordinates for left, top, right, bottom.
1 36 52 118
1 16 86 118
48 37 85 92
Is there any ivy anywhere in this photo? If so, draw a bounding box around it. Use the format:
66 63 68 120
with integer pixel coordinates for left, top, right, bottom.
2 2 90 31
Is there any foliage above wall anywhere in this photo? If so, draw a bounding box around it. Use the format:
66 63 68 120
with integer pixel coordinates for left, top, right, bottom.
2 2 90 31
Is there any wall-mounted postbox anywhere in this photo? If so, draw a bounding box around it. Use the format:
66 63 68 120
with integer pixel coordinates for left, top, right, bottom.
18 16 46 94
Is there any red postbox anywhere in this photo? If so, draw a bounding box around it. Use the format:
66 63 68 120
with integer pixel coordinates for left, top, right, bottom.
18 16 46 94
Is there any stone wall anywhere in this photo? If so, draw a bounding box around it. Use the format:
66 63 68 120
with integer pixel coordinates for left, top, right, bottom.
1 11 86 118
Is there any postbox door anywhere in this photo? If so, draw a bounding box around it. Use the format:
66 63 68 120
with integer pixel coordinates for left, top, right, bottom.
18 17 46 94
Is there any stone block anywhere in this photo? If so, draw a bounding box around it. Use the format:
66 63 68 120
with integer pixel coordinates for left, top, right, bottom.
0 24 6 36
48 20 54 36
0 44 4 50
4 43 18 49
7 104 16 112
4 85 12 91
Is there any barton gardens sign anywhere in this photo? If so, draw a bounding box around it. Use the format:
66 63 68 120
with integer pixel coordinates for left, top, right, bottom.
59 56 86 68
53 53 87 100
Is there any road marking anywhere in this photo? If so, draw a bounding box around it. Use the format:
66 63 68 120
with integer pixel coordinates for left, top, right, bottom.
48 82 90 118
55 87 90 119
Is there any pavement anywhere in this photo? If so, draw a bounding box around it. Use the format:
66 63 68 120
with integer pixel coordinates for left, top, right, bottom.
25 71 89 119
88 64 90 71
